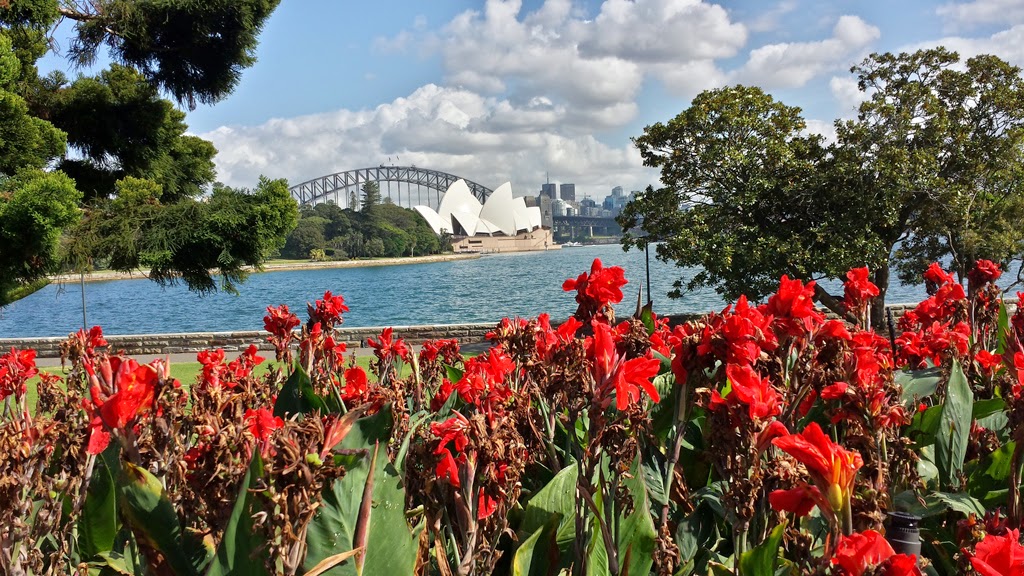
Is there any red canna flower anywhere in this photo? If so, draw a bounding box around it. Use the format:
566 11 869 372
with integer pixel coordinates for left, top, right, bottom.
563 259 628 323
972 528 1024 576
244 407 283 443
73 326 108 356
968 259 1002 292
264 304 301 338
832 529 920 575
821 381 848 401
84 357 160 455
769 484 822 517
976 349 1002 375
587 320 661 410
766 275 824 333
367 327 410 363
431 413 471 488
722 364 780 420
843 267 880 315
340 366 369 402
308 290 349 329
772 422 863 519
923 262 956 288
478 490 499 520
0 347 38 401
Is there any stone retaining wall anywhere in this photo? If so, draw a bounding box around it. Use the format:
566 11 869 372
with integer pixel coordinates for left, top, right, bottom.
0 301 949 358
0 323 504 358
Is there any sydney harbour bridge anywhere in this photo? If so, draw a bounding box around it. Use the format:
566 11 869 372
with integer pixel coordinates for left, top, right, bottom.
287 165 620 236
288 166 494 210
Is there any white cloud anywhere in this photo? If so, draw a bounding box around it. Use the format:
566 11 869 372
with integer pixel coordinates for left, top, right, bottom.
902 25 1024 66
829 76 865 116
747 0 799 34
937 0 1024 31
803 119 837 144
579 0 747 62
731 15 880 88
201 84 659 196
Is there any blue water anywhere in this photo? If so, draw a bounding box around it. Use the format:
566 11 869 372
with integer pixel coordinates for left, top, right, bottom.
0 244 984 338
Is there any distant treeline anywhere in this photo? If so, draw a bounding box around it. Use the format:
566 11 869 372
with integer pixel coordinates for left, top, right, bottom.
281 184 448 260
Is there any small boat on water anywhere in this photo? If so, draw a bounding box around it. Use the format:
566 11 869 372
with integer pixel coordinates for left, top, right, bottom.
563 241 584 247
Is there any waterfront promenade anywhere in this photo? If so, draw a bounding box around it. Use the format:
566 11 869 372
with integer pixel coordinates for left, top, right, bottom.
50 253 481 284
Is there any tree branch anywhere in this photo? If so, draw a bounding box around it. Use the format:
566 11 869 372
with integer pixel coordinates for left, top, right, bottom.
813 283 858 324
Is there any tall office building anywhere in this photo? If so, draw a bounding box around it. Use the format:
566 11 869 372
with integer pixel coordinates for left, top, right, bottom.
540 183 557 199
559 183 576 202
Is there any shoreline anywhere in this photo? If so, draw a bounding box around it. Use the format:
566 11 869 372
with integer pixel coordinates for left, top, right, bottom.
49 253 482 284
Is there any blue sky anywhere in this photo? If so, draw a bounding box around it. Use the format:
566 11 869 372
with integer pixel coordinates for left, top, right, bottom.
40 0 1024 200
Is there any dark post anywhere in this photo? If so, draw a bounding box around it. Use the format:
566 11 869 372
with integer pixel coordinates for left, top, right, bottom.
886 512 922 560
645 241 652 306
887 308 898 354
80 271 87 331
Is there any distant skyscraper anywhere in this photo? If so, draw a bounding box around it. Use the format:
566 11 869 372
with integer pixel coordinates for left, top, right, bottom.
611 186 624 198
560 183 576 202
541 183 557 199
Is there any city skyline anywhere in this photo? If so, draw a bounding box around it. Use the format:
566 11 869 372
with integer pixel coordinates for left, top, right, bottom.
39 0 1024 195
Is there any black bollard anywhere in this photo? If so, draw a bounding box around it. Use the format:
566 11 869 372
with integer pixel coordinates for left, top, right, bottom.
886 511 922 560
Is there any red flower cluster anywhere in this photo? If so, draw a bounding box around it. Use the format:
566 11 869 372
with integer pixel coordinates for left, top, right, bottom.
972 529 1024 576
832 530 920 575
264 304 301 338
0 347 38 401
431 413 470 488
843 267 880 317
587 320 661 410
367 327 410 363
672 295 778 386
435 348 516 412
765 275 824 337
84 357 161 454
896 263 970 369
73 326 108 355
196 345 265 389
563 258 628 323
771 422 863 521
710 364 780 421
244 407 284 457
308 290 349 329
339 366 369 403
968 259 1002 293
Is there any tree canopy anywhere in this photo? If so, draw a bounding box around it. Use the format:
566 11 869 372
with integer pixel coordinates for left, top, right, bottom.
280 200 443 261
0 0 291 303
621 48 1024 317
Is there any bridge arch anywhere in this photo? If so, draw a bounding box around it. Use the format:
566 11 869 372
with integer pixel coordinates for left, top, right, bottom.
288 166 494 209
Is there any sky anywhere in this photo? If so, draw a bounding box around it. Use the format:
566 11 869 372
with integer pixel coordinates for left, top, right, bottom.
41 0 1024 201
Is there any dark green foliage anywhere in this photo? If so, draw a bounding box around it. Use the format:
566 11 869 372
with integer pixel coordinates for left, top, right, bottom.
283 199 443 260
75 177 298 294
0 1 286 304
0 171 81 305
44 64 217 202
282 217 328 259
623 50 1024 313
61 0 281 107
622 86 853 303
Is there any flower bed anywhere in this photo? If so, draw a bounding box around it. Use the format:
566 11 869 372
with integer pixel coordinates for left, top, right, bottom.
2 259 1022 575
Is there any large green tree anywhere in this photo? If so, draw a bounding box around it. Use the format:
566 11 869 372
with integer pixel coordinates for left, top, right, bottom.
622 49 1024 316
834 49 1024 296
620 85 865 311
0 0 292 302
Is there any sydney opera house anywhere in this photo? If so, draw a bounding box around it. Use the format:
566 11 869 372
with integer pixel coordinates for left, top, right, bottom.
414 180 556 252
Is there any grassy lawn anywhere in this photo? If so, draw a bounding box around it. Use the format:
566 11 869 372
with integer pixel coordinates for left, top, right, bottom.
23 355 386 412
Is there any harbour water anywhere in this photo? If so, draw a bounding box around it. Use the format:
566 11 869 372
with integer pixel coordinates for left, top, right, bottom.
0 244 989 338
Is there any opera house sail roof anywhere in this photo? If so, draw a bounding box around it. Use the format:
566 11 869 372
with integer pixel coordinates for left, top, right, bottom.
415 180 542 237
